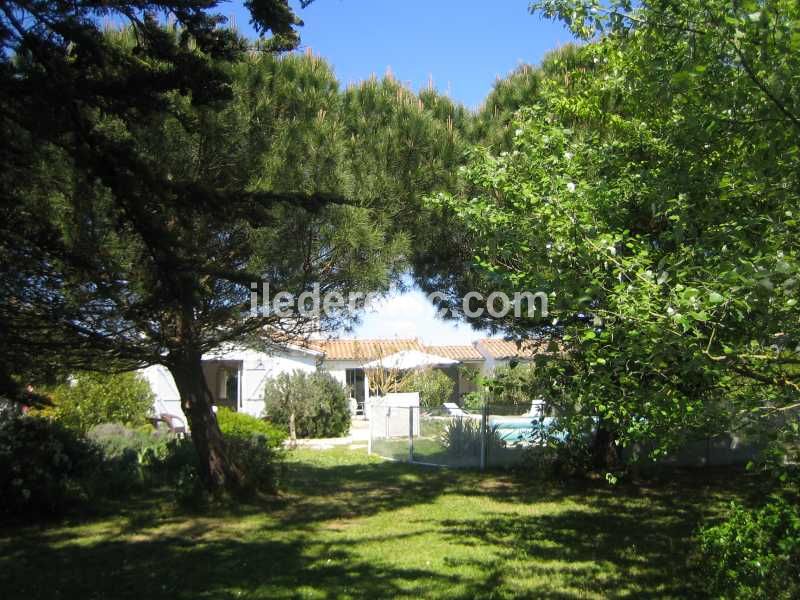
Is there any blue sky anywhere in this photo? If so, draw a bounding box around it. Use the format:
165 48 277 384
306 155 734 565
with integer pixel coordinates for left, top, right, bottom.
229 0 573 344
230 0 572 109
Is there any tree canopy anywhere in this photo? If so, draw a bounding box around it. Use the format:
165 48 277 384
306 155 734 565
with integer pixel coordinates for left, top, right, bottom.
7 0 797 483
0 0 307 396
431 0 800 463
0 0 474 488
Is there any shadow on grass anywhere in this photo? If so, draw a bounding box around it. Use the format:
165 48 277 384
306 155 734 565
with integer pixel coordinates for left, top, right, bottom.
439 502 698 598
0 454 767 600
0 458 471 600
271 454 476 526
434 468 766 598
0 532 463 600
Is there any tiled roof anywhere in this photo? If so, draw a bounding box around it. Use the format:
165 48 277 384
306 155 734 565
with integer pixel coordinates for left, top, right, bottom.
312 338 425 361
476 338 555 360
424 345 484 361
299 336 559 362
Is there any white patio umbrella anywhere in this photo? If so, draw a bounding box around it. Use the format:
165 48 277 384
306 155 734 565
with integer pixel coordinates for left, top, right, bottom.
362 350 459 370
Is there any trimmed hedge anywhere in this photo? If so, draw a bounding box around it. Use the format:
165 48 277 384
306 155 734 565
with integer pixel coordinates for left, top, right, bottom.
216 407 287 449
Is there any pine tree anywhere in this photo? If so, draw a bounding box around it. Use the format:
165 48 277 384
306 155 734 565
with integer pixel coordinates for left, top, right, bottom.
0 1 374 490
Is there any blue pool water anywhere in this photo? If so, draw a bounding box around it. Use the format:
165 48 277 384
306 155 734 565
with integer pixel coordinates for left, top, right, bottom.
489 416 568 445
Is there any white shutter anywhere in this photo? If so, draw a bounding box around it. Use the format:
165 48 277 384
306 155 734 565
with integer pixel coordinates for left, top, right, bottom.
242 367 270 402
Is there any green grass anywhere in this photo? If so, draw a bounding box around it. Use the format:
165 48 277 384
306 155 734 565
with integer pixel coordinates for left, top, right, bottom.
373 433 535 468
0 448 764 599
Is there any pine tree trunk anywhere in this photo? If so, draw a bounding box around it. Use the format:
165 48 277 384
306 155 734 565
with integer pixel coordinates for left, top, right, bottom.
169 351 243 491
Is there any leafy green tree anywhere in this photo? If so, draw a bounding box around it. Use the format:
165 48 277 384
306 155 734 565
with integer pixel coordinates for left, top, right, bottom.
40 372 155 434
338 75 473 283
432 1 800 466
399 369 455 409
263 371 350 439
412 44 596 326
471 63 543 151
0 0 304 380
484 364 541 409
469 45 590 152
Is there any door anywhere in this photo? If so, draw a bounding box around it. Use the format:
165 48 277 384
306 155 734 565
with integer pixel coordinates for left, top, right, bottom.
345 368 366 415
222 367 240 411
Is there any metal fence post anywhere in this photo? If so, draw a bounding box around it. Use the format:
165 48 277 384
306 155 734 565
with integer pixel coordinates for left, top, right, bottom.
480 397 487 471
367 405 372 455
408 406 414 463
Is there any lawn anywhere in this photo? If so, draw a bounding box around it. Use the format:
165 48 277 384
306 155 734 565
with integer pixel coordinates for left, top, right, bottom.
0 448 760 599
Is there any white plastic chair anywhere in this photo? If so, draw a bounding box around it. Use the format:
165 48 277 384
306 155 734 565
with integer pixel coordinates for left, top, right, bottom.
443 402 471 417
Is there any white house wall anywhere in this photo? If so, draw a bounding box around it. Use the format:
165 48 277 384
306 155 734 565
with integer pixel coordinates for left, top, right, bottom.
323 359 359 383
322 359 370 401
142 364 183 420
142 345 498 423
240 349 317 417
141 345 320 420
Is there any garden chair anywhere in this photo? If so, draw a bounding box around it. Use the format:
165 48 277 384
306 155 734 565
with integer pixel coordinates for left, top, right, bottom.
442 402 471 417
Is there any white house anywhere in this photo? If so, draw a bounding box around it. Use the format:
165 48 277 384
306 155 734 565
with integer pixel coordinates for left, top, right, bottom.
144 341 321 419
142 336 553 421
473 338 554 373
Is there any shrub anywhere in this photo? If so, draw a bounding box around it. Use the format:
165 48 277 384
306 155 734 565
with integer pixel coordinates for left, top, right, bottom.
263 371 350 438
695 498 800 600
216 408 287 449
158 438 199 477
521 436 593 479
171 437 280 506
0 415 100 516
440 417 503 457
399 369 455 410
88 422 166 458
484 364 539 408
215 409 285 495
173 465 207 511
512 416 594 479
87 422 179 493
0 397 21 419
227 437 282 496
462 391 484 411
40 371 154 433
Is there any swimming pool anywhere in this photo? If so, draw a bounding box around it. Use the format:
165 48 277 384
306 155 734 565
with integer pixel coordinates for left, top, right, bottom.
489 416 568 445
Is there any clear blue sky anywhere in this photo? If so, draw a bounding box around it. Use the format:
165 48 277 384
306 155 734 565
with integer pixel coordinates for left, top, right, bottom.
229 0 573 343
228 0 572 109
